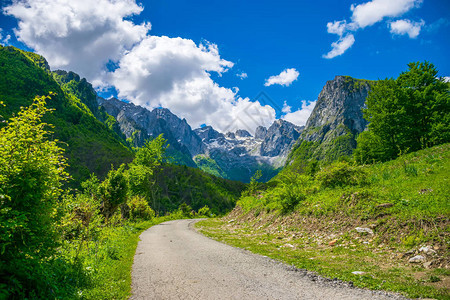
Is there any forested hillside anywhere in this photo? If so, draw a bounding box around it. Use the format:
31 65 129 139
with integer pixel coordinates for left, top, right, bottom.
0 46 133 185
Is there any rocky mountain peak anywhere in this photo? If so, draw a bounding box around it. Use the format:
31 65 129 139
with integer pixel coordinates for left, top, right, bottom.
254 126 268 140
260 119 304 157
225 132 236 139
194 126 224 143
288 75 373 163
305 75 372 138
98 98 204 159
235 129 252 138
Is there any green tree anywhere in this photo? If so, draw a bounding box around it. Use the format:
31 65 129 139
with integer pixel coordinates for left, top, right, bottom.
359 61 449 162
0 95 68 297
133 134 168 167
99 164 128 221
127 134 169 210
244 169 262 196
354 130 391 164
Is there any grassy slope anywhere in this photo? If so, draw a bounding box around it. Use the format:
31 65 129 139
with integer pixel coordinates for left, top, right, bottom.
198 144 450 299
0 46 133 186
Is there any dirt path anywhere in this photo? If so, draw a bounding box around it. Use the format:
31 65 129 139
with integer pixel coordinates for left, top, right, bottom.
131 219 404 300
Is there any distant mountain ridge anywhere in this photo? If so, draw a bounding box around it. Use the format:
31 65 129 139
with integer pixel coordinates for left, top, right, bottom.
99 75 372 182
99 97 303 182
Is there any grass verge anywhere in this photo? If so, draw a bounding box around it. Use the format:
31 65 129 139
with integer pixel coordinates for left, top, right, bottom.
196 214 449 299
63 216 176 299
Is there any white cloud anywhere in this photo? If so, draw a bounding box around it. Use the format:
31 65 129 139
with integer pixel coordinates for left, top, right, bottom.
0 28 11 44
443 76 450 83
281 100 316 127
351 0 422 29
281 101 291 113
264 68 299 87
326 20 348 37
3 0 150 83
324 0 423 58
323 34 355 59
3 0 276 133
236 72 248 80
110 36 275 133
389 19 425 38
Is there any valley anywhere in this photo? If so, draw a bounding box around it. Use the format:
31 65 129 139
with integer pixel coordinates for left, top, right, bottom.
0 42 448 299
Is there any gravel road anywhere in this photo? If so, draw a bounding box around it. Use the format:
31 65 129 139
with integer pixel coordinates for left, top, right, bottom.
131 219 405 300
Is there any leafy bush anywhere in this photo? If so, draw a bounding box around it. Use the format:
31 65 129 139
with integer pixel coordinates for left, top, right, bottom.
316 161 367 188
128 195 155 220
178 202 194 217
271 173 311 213
198 205 212 217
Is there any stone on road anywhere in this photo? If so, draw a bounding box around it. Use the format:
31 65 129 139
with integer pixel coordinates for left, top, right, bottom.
131 219 403 300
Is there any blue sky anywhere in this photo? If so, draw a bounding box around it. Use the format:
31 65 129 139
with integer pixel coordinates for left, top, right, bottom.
0 0 449 133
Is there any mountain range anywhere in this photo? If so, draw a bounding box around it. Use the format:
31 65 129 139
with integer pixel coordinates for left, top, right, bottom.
0 45 373 183
98 97 305 182
98 75 371 182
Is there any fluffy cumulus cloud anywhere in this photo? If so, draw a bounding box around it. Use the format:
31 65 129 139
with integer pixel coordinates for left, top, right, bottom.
264 68 299 87
3 0 277 133
443 76 450 83
389 19 424 38
324 0 423 58
350 0 422 28
110 35 276 133
3 0 150 84
281 100 316 127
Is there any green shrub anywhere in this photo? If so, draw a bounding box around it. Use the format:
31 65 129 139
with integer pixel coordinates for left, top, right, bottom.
198 205 212 217
128 195 155 220
316 161 367 188
271 172 311 213
179 202 194 217
99 164 128 221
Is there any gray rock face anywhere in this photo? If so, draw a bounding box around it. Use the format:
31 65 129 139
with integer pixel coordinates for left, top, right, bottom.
196 119 304 182
235 129 252 138
254 126 268 140
225 132 236 139
260 120 304 157
99 98 204 157
302 75 371 144
287 75 373 163
194 126 224 143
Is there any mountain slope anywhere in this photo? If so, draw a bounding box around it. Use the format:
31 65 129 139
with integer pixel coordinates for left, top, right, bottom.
0 46 133 185
286 75 373 171
99 97 201 167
